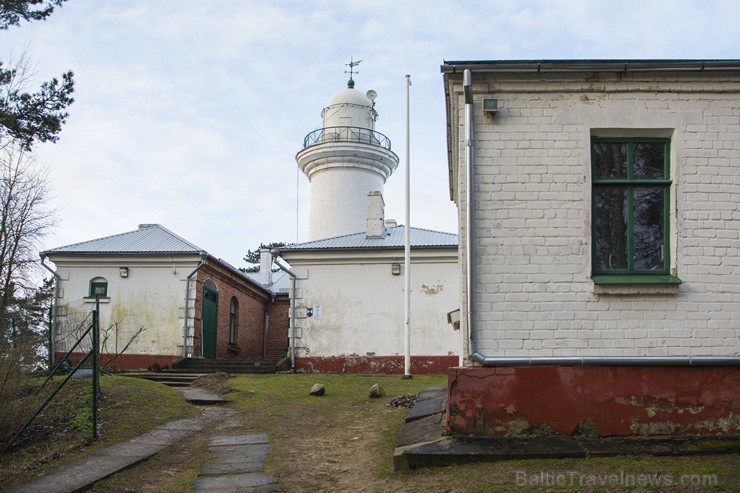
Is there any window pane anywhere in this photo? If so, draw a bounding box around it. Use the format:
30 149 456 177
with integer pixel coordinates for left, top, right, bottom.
633 142 665 179
594 187 628 270
592 142 627 179
633 187 665 270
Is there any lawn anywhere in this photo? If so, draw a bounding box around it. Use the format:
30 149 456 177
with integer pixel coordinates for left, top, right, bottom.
2 373 738 492
224 374 740 492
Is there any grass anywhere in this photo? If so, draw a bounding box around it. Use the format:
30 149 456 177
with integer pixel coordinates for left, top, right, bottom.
225 374 740 492
0 374 198 489
2 372 738 492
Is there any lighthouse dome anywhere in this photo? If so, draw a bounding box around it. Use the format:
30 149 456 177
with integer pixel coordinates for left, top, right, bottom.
322 87 376 128
325 87 372 109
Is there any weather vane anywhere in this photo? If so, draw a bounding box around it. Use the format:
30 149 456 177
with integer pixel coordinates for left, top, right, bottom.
345 57 362 88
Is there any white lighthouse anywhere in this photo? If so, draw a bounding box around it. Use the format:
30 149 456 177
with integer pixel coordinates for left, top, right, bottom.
296 76 399 241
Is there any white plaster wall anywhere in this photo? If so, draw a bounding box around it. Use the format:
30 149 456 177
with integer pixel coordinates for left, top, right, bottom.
309 168 386 239
289 255 459 358
451 72 740 358
50 256 200 356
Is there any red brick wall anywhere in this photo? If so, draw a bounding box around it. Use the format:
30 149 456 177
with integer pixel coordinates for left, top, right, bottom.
191 259 289 360
295 355 458 374
266 296 290 358
56 352 179 372
446 366 740 437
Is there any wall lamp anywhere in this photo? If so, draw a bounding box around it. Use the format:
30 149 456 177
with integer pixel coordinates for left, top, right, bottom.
119 267 129 278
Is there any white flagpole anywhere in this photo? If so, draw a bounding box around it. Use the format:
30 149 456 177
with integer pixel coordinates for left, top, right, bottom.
403 74 412 379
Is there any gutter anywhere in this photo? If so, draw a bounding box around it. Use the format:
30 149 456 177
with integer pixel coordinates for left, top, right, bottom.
182 252 207 358
272 251 297 371
39 254 61 366
461 69 740 367
470 354 740 366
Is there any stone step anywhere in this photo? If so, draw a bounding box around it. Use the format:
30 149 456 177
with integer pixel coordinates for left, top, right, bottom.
172 358 284 374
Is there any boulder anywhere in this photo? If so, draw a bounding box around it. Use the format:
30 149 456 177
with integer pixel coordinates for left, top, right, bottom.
369 383 385 398
309 383 326 396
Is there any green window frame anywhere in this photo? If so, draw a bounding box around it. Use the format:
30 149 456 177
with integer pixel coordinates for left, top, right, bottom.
89 277 108 298
228 297 238 345
591 137 680 285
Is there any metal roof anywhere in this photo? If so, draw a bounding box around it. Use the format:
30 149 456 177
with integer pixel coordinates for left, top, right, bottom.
441 59 740 74
245 271 291 294
280 225 458 252
41 224 203 255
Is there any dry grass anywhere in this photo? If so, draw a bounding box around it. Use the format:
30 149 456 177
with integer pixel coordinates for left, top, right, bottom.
0 375 198 490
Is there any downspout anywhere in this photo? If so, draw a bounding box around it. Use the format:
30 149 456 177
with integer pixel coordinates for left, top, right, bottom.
182 252 207 358
463 69 476 361
272 253 297 371
39 254 60 367
462 69 740 367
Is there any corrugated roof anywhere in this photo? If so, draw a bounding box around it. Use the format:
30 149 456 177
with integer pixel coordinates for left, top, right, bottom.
280 225 458 251
245 270 291 294
41 224 203 255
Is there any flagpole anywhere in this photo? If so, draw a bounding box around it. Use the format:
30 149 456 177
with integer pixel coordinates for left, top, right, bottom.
403 74 412 379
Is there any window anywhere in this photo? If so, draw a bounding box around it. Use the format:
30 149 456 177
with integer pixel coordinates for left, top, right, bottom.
88 277 108 298
229 297 238 345
591 138 680 284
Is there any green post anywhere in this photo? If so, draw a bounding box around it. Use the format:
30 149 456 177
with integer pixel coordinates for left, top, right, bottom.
92 298 99 440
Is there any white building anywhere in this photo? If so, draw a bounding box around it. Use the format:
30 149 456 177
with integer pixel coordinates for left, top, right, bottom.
296 78 399 240
280 77 460 373
441 59 740 437
41 224 289 370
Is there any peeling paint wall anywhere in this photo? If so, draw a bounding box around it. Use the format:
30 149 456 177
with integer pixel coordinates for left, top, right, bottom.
446 366 740 437
50 256 202 363
281 249 460 368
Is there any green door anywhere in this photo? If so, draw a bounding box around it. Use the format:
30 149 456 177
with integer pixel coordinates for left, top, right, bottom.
202 283 218 358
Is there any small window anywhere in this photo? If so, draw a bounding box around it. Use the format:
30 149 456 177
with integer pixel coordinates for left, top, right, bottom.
229 297 238 345
591 138 680 285
89 277 108 298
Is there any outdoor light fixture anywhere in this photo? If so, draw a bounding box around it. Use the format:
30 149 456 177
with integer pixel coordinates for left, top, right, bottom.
482 98 499 114
119 267 129 278
391 263 401 275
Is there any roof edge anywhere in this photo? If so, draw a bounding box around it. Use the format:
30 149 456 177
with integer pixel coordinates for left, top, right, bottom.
441 59 740 74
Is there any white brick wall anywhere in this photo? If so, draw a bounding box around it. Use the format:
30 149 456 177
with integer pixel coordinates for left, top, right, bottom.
451 71 740 358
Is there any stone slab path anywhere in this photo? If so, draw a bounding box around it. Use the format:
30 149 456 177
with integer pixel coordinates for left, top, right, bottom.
194 434 278 493
194 434 278 492
4 417 208 493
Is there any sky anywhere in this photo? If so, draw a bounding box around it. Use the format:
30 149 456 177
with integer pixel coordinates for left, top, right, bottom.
3 0 739 269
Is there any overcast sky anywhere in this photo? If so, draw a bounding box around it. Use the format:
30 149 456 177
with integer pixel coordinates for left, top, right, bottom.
4 0 739 268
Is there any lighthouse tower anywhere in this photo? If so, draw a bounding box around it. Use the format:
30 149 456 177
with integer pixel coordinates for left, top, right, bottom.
296 77 399 241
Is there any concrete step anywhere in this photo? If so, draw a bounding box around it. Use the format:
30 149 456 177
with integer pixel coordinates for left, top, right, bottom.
128 372 205 388
172 358 284 374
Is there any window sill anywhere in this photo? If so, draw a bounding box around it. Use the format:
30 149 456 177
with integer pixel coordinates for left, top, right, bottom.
592 274 682 295
592 275 682 285
83 297 110 303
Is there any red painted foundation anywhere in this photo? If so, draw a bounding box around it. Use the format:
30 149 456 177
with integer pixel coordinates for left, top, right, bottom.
446 366 740 437
296 355 458 374
55 352 181 372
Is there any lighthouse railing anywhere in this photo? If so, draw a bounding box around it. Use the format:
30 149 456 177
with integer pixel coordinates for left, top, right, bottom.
302 126 392 151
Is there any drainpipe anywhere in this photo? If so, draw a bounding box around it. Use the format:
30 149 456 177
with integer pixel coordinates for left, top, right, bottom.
462 69 740 367
272 252 297 371
39 254 61 367
182 252 207 358
463 69 475 360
